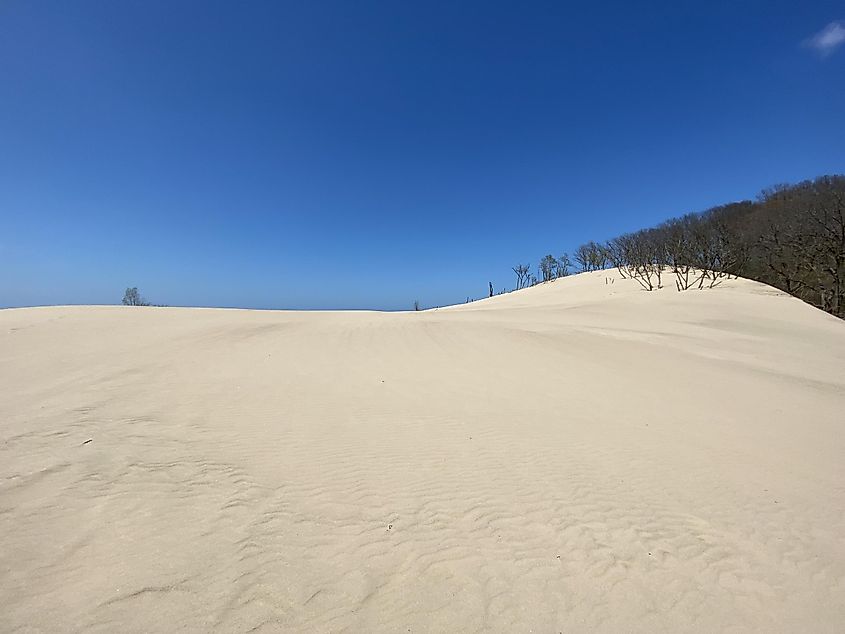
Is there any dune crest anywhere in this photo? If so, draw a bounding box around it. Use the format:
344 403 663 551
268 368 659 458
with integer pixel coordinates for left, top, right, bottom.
2 271 844 632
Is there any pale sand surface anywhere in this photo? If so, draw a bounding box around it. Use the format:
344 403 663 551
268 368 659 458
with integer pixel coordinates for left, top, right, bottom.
2 271 845 632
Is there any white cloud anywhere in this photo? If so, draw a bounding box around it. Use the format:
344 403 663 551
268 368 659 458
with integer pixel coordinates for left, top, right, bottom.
804 21 845 58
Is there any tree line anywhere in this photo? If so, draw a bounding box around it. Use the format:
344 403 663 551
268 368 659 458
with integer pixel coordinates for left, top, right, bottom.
510 175 845 319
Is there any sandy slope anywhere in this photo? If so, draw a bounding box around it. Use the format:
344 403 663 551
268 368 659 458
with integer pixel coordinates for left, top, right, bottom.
1 271 844 633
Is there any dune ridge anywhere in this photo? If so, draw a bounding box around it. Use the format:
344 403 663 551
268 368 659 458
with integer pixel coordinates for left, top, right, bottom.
2 271 844 632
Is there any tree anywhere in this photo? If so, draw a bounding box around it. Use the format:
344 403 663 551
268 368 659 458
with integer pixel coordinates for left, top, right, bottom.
503 175 845 317
539 255 557 282
797 177 845 315
557 253 572 277
574 242 606 272
512 264 531 290
122 287 149 306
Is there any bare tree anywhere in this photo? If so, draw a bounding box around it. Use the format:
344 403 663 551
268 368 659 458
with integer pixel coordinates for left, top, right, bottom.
512 264 531 290
557 253 572 277
539 254 557 282
603 238 630 278
574 243 591 272
803 177 845 315
574 241 607 272
122 287 149 306
501 175 844 318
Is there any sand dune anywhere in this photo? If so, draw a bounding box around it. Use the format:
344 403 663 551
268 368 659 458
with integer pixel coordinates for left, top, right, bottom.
2 270 844 632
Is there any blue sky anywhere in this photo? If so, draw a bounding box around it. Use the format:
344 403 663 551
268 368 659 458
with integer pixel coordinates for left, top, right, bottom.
2 1 843 310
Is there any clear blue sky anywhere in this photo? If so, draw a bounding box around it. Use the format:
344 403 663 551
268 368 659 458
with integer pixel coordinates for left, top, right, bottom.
2 1 843 310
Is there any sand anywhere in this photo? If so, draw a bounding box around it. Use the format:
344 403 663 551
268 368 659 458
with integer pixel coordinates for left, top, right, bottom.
2 270 844 632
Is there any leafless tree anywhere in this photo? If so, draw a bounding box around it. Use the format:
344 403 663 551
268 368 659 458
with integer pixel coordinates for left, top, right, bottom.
504 175 845 317
122 287 149 306
512 264 531 290
539 254 558 282
557 253 572 277
574 241 607 272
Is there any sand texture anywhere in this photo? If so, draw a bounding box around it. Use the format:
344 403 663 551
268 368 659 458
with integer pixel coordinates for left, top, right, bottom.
2 271 845 632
